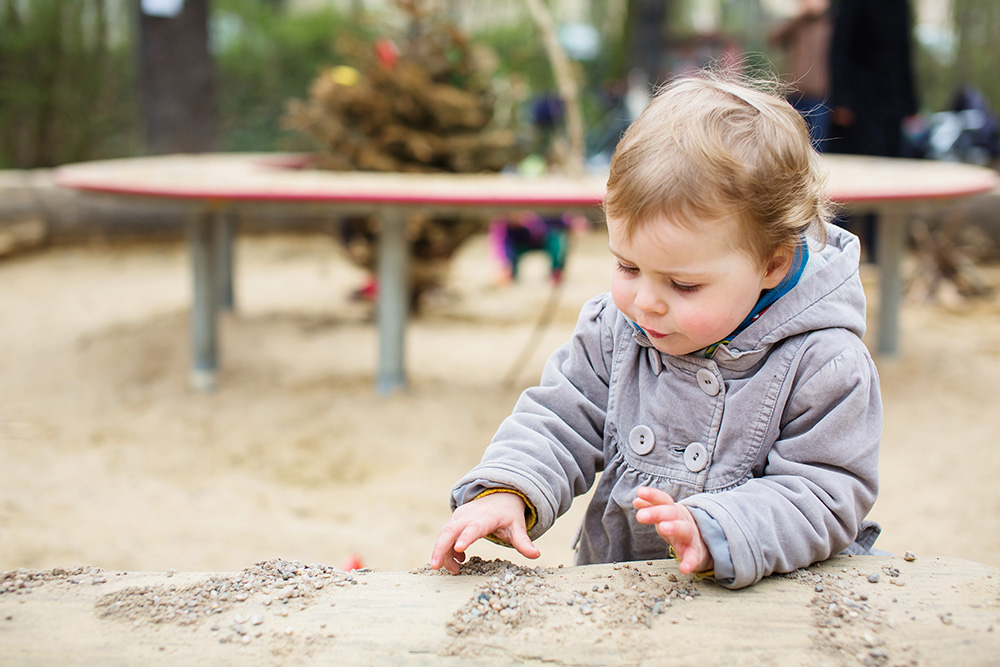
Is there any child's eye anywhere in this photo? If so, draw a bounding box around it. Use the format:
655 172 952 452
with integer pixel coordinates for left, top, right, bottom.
672 281 700 293
615 261 639 275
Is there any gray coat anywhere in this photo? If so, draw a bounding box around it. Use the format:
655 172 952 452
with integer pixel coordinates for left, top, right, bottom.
452 224 882 589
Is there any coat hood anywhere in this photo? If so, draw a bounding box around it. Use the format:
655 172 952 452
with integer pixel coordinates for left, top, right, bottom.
710 223 867 368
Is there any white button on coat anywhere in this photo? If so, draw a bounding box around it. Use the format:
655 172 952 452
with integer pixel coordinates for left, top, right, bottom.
695 368 720 396
684 441 709 472
628 425 655 455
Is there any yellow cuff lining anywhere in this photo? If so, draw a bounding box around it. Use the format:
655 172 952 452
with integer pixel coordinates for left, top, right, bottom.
472 488 538 547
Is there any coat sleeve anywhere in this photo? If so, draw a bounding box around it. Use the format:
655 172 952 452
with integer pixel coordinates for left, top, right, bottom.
683 338 882 589
450 294 615 539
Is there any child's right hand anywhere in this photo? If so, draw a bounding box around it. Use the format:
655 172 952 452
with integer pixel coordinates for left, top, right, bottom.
430 491 541 575
633 486 713 575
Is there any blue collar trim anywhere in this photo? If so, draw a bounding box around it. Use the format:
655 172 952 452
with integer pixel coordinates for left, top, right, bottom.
733 240 808 334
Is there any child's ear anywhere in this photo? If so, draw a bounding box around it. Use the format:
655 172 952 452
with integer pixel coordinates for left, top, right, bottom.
761 245 795 289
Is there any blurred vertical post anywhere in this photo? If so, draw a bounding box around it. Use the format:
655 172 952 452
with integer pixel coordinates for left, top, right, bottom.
138 0 216 153
139 0 221 390
523 0 585 177
624 0 668 88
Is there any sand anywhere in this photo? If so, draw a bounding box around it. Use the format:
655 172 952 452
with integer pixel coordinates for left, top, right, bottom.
2 225 1000 579
3 554 999 664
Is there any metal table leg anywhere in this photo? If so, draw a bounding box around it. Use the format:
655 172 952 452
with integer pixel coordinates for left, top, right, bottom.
875 208 905 357
216 209 237 311
188 210 219 391
376 208 409 394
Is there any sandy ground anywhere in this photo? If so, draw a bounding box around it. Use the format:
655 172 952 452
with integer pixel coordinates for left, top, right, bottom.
2 226 999 576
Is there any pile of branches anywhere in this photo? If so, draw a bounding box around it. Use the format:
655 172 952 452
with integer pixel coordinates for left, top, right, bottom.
908 209 995 303
284 2 526 309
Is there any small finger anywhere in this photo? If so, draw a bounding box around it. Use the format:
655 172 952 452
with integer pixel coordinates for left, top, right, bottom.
636 486 675 505
678 550 701 575
444 550 467 575
430 525 464 569
454 520 496 553
509 528 541 560
655 516 694 545
452 528 474 553
635 504 683 525
440 556 459 575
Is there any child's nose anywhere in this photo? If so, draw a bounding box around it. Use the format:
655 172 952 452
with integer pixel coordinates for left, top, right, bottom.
633 280 666 314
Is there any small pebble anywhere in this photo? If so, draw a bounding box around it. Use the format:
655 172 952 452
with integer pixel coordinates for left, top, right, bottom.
867 573 880 584
903 551 917 562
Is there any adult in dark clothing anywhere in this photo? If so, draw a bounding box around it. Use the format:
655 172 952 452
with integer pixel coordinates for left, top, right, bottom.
828 0 918 157
827 0 918 259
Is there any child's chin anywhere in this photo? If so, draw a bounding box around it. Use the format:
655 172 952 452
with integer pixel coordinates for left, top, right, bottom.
651 338 694 356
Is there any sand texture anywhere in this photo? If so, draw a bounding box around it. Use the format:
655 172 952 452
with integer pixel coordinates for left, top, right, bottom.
2 555 998 665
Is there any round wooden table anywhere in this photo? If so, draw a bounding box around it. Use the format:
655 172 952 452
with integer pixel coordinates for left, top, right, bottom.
54 153 998 391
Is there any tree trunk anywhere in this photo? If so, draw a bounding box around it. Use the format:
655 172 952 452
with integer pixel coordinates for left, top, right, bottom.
138 0 216 153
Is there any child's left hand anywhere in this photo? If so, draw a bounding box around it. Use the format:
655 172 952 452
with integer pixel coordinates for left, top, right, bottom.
633 486 714 575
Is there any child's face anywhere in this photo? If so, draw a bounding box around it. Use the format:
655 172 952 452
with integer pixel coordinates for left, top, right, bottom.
607 213 790 357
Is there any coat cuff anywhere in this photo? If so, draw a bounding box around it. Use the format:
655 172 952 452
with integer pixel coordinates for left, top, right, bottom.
687 506 735 584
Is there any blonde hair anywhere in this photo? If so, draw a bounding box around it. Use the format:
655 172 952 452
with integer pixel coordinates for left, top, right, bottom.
604 68 832 265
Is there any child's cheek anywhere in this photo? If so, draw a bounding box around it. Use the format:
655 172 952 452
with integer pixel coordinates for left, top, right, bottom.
674 303 734 344
610 281 634 316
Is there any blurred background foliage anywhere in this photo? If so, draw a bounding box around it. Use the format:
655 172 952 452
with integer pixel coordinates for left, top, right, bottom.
212 0 375 152
0 0 142 168
1 0 998 170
